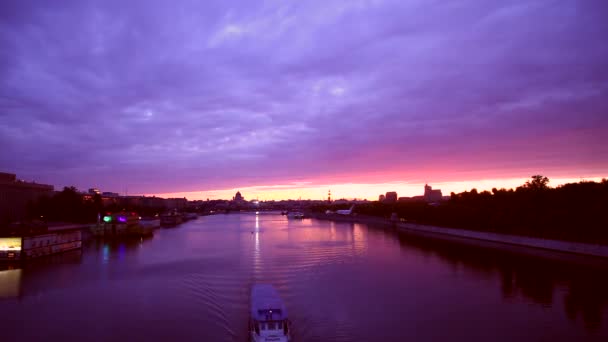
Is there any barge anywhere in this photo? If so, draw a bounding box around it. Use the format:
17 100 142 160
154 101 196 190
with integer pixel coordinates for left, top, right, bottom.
0 225 82 262
160 211 183 227
91 212 154 237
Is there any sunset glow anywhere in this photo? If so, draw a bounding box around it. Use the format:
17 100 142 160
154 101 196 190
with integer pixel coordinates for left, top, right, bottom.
150 176 607 201
1 1 606 198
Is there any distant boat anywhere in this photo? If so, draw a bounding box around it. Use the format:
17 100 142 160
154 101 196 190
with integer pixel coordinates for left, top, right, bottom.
286 212 304 219
336 205 355 215
139 217 161 230
91 212 154 237
160 211 183 227
249 284 291 342
325 205 355 216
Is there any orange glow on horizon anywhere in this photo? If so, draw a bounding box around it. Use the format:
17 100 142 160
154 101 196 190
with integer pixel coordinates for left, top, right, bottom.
147 176 606 201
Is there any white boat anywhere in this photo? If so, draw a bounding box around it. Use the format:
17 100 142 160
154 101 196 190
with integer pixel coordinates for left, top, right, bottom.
249 284 292 342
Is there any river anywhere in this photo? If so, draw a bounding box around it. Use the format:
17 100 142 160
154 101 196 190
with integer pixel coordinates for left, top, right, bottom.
1 212 607 341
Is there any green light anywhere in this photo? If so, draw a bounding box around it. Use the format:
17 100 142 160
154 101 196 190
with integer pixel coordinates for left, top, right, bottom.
103 216 112 223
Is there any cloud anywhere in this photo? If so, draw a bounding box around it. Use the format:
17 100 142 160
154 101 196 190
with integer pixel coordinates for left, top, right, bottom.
0 0 606 195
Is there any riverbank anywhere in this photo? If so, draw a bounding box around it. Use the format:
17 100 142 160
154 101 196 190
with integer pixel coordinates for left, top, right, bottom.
310 213 608 260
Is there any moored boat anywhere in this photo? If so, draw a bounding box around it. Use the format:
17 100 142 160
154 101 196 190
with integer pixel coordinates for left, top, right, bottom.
287 211 304 219
160 211 183 227
91 212 153 237
1 223 82 261
139 216 161 230
249 284 291 342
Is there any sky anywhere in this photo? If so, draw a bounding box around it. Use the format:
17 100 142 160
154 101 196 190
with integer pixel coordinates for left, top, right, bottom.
1 0 607 200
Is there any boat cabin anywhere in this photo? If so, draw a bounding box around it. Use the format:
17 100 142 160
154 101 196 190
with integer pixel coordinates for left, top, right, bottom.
250 284 291 341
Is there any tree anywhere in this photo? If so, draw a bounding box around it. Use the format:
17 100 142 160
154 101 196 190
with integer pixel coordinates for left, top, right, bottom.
523 175 549 190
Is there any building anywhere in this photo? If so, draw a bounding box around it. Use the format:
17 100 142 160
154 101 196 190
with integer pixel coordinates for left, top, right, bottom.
141 196 167 209
166 197 188 210
0 172 54 225
102 192 119 198
119 196 143 207
424 184 443 202
233 191 244 202
385 192 398 203
378 194 385 202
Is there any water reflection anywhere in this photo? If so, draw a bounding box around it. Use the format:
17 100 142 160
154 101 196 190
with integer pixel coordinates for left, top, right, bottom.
253 212 261 277
0 249 82 300
395 230 608 332
0 269 21 299
0 214 606 341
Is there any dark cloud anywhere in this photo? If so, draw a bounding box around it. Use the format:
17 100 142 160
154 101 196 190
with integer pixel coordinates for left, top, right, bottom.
1 0 606 194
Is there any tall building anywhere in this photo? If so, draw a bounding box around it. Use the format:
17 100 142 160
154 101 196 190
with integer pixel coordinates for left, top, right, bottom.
0 172 54 224
385 191 398 203
424 184 443 202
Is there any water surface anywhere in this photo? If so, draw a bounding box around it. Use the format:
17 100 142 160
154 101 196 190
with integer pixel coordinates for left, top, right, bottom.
1 213 607 341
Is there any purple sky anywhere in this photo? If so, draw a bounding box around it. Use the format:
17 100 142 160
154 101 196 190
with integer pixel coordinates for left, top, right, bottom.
1 0 607 198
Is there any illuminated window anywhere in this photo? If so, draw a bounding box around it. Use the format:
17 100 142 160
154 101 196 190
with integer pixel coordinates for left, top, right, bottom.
0 238 22 251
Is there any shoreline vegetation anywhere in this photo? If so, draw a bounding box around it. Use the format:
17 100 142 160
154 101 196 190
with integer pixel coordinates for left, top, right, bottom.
3 176 607 247
311 176 608 246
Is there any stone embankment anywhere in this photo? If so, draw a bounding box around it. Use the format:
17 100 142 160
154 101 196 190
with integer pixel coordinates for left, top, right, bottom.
310 213 608 259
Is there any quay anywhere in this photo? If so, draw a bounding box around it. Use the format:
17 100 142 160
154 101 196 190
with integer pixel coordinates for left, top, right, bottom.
310 212 608 261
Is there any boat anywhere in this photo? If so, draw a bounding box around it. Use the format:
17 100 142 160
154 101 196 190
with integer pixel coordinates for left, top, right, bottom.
1 222 82 261
139 216 161 230
160 211 183 227
91 212 152 237
249 284 291 342
286 212 304 219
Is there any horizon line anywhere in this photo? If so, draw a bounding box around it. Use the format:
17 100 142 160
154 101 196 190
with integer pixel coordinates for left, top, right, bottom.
145 175 607 202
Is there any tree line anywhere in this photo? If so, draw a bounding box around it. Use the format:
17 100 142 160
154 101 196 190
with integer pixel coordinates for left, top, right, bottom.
23 186 168 224
312 176 608 245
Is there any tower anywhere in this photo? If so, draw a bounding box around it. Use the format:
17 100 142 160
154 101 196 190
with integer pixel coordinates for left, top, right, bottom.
424 184 432 197
328 190 332 203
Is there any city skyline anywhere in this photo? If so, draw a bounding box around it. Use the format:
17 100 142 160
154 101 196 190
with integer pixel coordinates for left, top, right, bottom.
1 1 606 199
151 176 606 201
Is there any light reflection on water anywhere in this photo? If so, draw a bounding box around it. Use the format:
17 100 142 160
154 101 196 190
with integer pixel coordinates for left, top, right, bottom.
0 212 607 341
0 269 21 299
253 212 261 277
